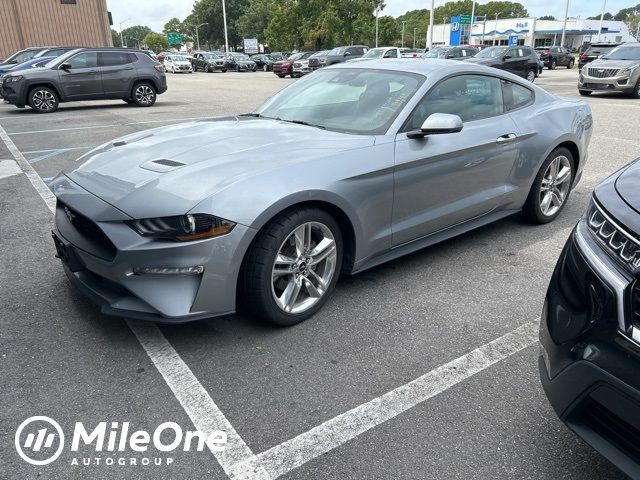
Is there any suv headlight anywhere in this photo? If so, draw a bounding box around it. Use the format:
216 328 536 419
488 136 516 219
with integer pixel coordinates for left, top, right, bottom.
620 64 639 76
6 75 23 83
126 214 236 241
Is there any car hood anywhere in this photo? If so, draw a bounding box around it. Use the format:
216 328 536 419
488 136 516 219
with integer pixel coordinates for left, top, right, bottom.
587 58 640 70
171 61 191 66
64 117 374 219
462 57 495 65
615 160 640 214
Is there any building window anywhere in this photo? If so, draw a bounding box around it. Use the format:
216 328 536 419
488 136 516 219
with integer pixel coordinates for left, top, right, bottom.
61 0 77 4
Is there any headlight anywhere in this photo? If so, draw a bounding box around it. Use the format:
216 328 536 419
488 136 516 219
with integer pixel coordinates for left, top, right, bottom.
7 75 23 82
587 199 640 273
620 64 639 76
126 214 235 241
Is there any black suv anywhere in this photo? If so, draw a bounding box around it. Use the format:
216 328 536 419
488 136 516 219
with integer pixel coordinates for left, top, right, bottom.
324 45 369 66
0 48 167 113
540 157 640 479
579 42 622 69
535 46 575 69
192 51 227 72
463 45 540 82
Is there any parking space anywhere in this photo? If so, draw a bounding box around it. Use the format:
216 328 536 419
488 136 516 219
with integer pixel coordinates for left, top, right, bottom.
1 68 637 479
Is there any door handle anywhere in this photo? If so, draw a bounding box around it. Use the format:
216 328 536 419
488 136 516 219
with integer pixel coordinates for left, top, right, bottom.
123 66 134 70
496 133 517 144
88 70 98 75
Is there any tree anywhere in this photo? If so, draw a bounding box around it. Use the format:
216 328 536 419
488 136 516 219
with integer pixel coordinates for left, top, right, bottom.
377 15 398 46
236 0 272 43
143 32 169 53
190 0 250 51
539 15 556 20
587 13 612 20
121 25 152 48
111 29 122 47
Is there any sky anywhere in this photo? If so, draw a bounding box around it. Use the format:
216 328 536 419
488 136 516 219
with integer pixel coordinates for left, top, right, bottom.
105 0 636 32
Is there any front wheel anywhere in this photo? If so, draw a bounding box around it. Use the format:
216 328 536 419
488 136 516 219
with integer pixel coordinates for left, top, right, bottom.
204 64 210 73
235 65 240 72
579 90 592 96
526 69 536 83
630 79 640 98
239 208 343 326
131 82 156 107
567 58 575 69
28 87 59 113
263 64 268 72
523 147 574 224
549 59 557 70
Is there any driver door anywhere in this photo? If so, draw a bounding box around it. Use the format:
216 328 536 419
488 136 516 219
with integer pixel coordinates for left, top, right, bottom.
58 51 103 99
392 74 521 246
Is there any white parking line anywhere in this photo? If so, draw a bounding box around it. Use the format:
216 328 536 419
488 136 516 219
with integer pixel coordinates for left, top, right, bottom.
236 319 540 479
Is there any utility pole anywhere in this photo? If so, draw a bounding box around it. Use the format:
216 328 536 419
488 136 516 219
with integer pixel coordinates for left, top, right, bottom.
470 0 476 45
222 0 229 52
494 13 500 45
597 0 607 40
119 18 129 48
413 28 417 49
560 0 570 47
375 6 380 48
401 21 406 48
194 22 208 51
427 0 435 49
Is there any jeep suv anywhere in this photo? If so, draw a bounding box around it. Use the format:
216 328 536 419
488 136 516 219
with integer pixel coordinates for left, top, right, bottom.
0 48 167 113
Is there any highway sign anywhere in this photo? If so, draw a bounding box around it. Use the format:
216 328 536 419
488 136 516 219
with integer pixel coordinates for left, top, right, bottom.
166 32 182 45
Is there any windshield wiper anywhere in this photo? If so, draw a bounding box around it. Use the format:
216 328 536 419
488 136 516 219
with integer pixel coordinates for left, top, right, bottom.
282 119 326 130
239 112 263 117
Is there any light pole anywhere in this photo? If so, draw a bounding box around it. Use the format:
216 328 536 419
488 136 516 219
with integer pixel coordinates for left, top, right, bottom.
470 0 476 44
427 0 435 50
221 0 229 52
375 6 381 48
193 22 208 51
560 0 570 47
494 13 501 45
119 18 130 48
413 28 417 49
597 0 606 40
401 21 406 48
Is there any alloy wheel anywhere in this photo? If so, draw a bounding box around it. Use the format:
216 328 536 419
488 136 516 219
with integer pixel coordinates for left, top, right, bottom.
271 222 337 314
539 155 572 217
526 70 536 82
135 85 154 105
32 90 56 111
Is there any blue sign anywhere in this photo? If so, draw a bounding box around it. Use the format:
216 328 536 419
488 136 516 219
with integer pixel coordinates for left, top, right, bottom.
508 35 519 46
449 16 461 46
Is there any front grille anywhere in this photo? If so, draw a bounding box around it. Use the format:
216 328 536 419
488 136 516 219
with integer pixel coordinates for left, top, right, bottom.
587 67 619 78
587 201 640 273
633 282 640 330
293 62 302 68
58 201 117 260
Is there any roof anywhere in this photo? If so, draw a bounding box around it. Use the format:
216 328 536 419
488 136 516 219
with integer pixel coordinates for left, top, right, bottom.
329 58 488 76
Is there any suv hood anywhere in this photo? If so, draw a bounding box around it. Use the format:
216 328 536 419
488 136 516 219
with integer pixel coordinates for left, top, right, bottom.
587 58 639 70
462 57 495 65
615 159 640 214
64 117 374 219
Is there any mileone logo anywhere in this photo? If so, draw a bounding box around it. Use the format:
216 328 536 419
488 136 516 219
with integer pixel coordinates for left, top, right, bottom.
15 416 227 466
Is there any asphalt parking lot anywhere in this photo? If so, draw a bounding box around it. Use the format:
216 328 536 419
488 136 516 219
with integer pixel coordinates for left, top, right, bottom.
1 67 638 479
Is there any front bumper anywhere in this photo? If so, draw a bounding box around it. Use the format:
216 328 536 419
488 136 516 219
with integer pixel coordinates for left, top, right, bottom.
0 78 26 106
578 68 638 93
539 219 640 477
50 175 256 323
292 65 310 75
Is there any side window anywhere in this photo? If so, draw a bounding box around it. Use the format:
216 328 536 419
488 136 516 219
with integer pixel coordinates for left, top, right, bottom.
100 52 131 67
128 53 139 63
505 48 517 58
502 80 534 111
14 51 35 63
46 49 67 57
383 49 396 58
67 52 98 68
404 75 505 129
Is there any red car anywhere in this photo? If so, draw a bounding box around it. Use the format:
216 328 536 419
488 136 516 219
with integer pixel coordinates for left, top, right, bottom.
272 52 314 78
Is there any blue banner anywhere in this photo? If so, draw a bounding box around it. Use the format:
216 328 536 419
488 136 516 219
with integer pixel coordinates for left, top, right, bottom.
449 16 461 46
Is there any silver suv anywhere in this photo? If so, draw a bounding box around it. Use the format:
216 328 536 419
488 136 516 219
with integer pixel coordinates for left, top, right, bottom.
0 48 167 113
578 42 640 97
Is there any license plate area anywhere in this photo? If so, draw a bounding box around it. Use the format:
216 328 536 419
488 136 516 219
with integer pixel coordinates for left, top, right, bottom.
52 231 85 272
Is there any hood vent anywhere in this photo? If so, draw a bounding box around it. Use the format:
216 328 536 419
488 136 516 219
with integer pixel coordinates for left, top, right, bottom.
140 158 187 173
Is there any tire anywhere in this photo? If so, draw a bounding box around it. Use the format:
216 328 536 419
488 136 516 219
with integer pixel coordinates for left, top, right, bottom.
567 58 574 69
578 90 592 96
204 64 210 73
277 74 285 78
549 59 557 70
290 71 296 78
526 69 536 83
523 147 575 224
239 207 343 326
263 64 268 72
131 82 156 107
123 99 135 104
221 69 227 73
28 86 59 113
629 79 640 98
236 65 240 72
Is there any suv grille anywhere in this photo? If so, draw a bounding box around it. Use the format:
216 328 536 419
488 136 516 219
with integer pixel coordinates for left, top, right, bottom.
587 201 640 273
58 201 117 260
633 282 640 330
587 67 619 78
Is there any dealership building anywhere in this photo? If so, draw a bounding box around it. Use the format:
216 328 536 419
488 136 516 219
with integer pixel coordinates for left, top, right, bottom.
430 17 637 49
0 0 113 61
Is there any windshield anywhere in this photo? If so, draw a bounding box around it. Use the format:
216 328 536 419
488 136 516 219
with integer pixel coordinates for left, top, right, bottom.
288 53 304 60
328 47 347 56
363 48 385 59
475 46 508 58
602 46 640 61
235 54 250 61
204 54 219 59
422 47 450 58
256 68 423 135
172 55 188 61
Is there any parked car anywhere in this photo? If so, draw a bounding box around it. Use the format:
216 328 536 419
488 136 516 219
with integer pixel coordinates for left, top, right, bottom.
579 42 622 69
535 46 575 69
273 52 314 78
578 42 640 97
49 60 591 325
539 156 640 480
192 52 227 72
251 54 275 71
462 45 540 82
269 52 288 61
324 45 369 65
0 48 167 113
308 51 329 71
164 54 193 73
0 56 55 78
292 50 328 76
347 47 401 63
422 46 478 60
400 48 421 58
0 46 64 66
226 53 257 72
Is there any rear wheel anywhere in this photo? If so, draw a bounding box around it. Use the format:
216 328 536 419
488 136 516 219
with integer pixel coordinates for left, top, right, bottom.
523 147 574 224
240 207 343 326
549 59 557 70
131 82 156 107
28 87 59 113
263 64 268 72
204 64 210 73
235 65 240 72
277 74 285 78
567 58 575 69
579 90 592 96
526 69 536 83
630 79 640 98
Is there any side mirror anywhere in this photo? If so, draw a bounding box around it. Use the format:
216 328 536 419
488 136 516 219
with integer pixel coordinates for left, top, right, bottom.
344 51 351 56
503 55 512 60
407 113 463 139
60 63 71 70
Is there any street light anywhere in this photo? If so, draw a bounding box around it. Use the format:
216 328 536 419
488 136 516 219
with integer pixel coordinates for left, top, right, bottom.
221 0 229 53
401 21 406 48
413 27 417 49
493 12 502 46
560 0 570 47
427 0 434 50
192 22 208 51
597 0 606 40
470 0 476 45
375 5 381 48
119 18 130 48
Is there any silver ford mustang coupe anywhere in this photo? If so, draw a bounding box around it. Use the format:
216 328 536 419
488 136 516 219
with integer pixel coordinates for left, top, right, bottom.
50 59 593 325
